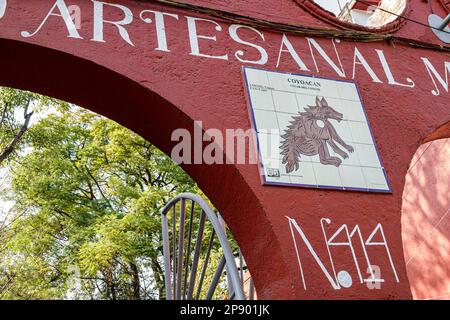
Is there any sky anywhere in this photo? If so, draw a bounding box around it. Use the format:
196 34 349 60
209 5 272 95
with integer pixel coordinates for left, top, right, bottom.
314 0 353 16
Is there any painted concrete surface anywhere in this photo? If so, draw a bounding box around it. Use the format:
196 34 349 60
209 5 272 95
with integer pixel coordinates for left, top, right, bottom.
0 0 448 299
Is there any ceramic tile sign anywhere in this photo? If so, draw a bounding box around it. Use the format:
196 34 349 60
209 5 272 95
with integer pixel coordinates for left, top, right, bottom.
243 66 391 193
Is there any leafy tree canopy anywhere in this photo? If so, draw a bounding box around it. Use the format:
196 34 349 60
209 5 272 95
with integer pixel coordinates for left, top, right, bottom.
0 87 60 166
0 101 205 300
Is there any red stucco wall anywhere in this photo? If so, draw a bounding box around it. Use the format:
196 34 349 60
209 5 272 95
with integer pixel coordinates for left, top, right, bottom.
0 0 448 299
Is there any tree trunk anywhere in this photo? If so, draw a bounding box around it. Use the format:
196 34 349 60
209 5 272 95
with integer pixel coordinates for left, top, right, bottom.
102 267 116 300
129 262 141 300
150 255 165 299
0 100 33 165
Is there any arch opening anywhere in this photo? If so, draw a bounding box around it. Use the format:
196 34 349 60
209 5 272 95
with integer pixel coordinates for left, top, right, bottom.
0 38 288 299
298 0 408 30
401 127 450 300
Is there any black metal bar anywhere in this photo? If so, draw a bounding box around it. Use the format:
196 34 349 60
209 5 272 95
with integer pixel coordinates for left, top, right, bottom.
183 200 195 298
195 229 216 299
161 193 246 300
249 277 255 300
171 204 177 298
186 210 206 299
218 214 234 299
239 250 244 288
439 14 450 30
161 211 173 300
206 255 226 300
176 199 186 300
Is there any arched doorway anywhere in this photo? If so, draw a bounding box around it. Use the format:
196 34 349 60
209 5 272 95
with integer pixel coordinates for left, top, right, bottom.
0 38 288 299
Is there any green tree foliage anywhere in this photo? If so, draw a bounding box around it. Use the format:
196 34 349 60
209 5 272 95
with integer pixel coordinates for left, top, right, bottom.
0 87 59 166
0 104 205 299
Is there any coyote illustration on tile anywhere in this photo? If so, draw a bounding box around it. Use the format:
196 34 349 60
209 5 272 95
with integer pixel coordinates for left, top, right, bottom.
281 96 354 173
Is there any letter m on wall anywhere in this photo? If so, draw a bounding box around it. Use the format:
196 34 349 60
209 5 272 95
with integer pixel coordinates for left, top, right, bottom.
421 58 450 96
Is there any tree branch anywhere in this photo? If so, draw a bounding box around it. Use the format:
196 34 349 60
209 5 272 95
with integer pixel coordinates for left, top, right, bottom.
0 99 33 165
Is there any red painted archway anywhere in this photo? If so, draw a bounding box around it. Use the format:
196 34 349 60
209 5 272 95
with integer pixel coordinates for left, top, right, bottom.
0 0 448 299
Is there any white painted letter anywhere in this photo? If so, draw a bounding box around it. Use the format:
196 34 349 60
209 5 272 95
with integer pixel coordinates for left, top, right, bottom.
276 34 309 71
139 10 179 52
92 0 134 46
186 16 228 60
0 0 7 19
307 38 346 78
229 24 268 65
287 217 340 290
376 50 415 88
421 57 450 96
21 0 82 39
352 47 382 83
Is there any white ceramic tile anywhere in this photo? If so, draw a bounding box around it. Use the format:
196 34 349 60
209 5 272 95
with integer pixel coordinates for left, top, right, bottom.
337 81 360 101
288 79 325 97
264 160 290 184
245 68 270 87
297 94 318 112
317 97 365 123
313 162 342 188
339 165 367 189
324 144 360 167
277 112 297 133
348 121 373 144
270 160 296 184
307 154 320 163
278 159 292 176
257 132 281 160
262 157 282 172
317 96 343 114
354 143 382 168
280 174 293 183
333 120 353 143
253 109 279 132
339 143 361 166
315 78 340 100
362 167 389 191
266 71 291 92
258 128 281 136
289 161 318 186
268 71 337 98
248 89 275 111
340 100 367 122
272 91 299 114
244 67 389 193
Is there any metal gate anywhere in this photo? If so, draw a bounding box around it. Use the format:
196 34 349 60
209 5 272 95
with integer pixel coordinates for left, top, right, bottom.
161 193 255 300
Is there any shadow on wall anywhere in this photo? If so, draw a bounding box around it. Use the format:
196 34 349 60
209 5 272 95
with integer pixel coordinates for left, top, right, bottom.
402 138 450 300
